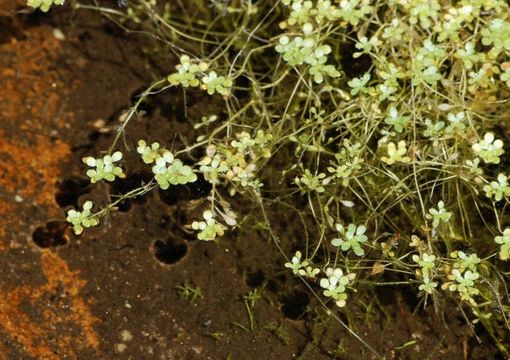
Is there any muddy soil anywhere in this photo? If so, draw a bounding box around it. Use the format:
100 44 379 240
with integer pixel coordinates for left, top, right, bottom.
0 2 502 359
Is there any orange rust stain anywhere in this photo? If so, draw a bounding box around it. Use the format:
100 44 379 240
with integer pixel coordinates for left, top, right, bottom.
0 26 65 127
41 251 100 351
0 18 72 249
0 19 100 359
0 18 72 205
0 129 70 207
0 251 100 359
0 289 53 358
0 24 70 204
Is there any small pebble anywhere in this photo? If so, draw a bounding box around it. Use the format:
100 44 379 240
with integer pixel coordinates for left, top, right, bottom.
120 330 133 342
115 343 127 353
93 119 106 129
14 195 23 203
52 28 66 41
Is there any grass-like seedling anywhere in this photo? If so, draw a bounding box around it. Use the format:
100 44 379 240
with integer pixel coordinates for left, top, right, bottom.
34 0 510 356
176 283 204 302
234 289 263 333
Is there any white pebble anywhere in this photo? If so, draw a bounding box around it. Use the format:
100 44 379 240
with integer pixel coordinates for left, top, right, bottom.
52 28 66 41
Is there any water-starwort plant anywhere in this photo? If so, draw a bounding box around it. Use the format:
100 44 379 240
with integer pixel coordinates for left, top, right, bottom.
191 210 226 241
27 0 64 12
319 268 356 308
35 0 510 355
381 141 411 165
167 55 208 88
152 155 197 189
66 200 99 235
483 173 510 201
444 269 480 306
137 140 164 164
284 251 308 275
472 132 505 164
331 223 368 256
284 251 320 278
425 201 452 228
384 107 410 134
83 152 125 183
495 229 510 261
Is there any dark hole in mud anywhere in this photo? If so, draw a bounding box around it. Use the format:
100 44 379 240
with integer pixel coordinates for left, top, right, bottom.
153 239 187 264
280 290 310 320
158 173 212 206
32 221 70 248
246 269 266 288
55 177 91 208
77 30 92 42
88 129 112 142
88 130 101 142
109 171 152 212
102 22 124 37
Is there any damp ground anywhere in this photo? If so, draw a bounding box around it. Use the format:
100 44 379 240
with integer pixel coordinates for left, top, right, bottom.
0 2 502 359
